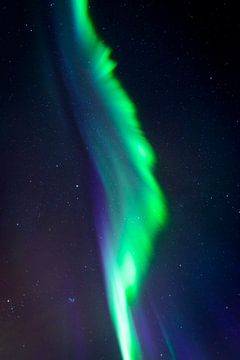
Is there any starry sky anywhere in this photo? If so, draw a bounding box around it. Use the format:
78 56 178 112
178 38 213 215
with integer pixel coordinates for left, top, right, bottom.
0 0 240 359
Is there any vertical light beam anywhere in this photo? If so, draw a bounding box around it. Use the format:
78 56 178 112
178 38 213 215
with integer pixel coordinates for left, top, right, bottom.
69 0 168 358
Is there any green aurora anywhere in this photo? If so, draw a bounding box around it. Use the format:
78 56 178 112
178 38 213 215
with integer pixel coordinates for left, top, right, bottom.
70 0 168 358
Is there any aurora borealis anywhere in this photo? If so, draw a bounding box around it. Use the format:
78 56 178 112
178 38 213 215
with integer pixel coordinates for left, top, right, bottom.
62 1 167 357
1 0 240 359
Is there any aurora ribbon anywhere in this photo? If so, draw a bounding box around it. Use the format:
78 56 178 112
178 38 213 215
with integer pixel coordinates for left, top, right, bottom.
56 0 168 358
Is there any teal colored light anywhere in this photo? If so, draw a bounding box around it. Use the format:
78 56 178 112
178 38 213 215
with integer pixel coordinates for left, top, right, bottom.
70 1 168 358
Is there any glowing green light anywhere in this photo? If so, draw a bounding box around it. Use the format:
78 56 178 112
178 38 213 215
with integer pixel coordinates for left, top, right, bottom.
122 252 136 289
70 1 168 358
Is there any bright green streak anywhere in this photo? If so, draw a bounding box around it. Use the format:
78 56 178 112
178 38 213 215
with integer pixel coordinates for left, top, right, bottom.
71 1 168 358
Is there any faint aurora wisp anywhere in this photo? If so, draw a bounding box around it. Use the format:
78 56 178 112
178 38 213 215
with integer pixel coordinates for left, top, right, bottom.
62 0 168 358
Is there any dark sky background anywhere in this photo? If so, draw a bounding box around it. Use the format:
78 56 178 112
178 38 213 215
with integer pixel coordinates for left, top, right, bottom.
0 0 239 359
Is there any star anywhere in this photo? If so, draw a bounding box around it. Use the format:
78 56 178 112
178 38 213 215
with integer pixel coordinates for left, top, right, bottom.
68 297 76 304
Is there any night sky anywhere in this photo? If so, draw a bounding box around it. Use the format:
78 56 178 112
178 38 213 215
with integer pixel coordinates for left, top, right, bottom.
0 1 240 359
